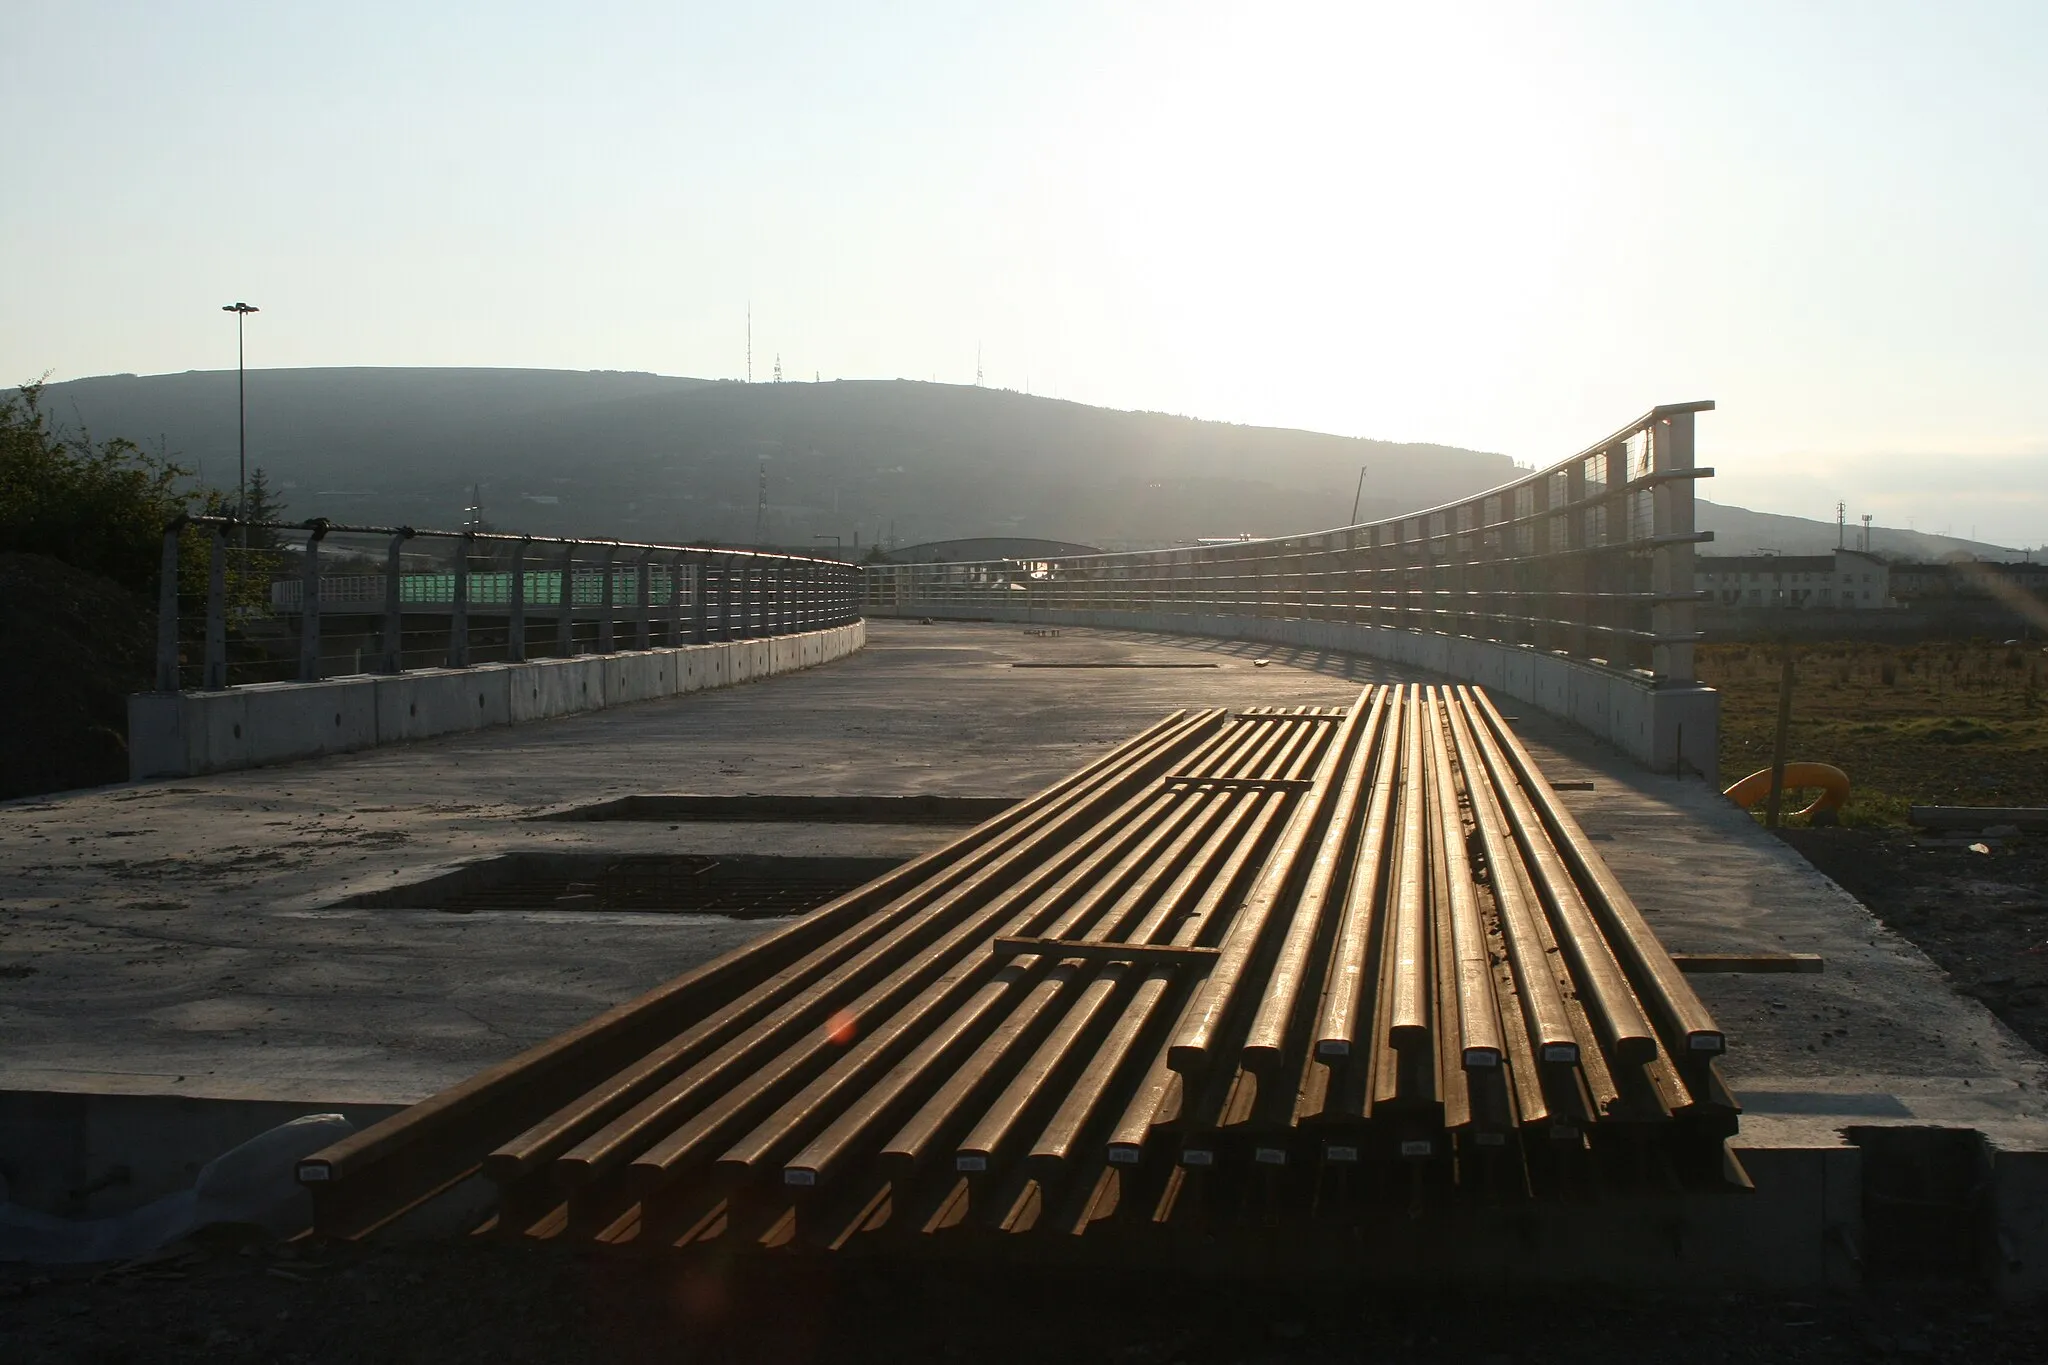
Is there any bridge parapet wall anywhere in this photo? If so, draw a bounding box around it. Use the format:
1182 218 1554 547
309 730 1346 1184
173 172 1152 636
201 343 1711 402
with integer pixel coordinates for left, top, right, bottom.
129 621 865 779
130 515 866 779
862 402 1718 776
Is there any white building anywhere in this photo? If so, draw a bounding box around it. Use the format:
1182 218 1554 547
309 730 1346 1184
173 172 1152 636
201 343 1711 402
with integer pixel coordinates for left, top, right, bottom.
1695 549 1890 610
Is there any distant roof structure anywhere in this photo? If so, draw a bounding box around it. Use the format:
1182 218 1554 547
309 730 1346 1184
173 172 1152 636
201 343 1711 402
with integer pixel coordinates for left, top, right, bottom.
886 536 1103 564
1696 549 1886 574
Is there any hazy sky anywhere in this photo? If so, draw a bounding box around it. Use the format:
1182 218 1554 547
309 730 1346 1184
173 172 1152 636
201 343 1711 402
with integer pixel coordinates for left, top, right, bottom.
6 1 2043 545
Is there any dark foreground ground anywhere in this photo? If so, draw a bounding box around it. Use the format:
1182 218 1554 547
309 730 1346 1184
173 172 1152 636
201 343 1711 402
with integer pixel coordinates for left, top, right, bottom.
1779 827 2048 1056
5 1234 2046 1365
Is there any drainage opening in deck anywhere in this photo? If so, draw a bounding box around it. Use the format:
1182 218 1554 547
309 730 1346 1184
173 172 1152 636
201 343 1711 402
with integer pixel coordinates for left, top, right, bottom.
531 794 1017 824
336 853 904 917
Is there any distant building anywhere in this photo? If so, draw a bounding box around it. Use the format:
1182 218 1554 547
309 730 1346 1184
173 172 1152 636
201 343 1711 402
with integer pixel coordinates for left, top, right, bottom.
1890 558 2048 601
1695 549 1890 609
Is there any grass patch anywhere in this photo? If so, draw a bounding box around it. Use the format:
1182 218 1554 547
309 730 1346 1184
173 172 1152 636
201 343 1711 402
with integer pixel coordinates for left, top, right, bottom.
1701 638 2048 827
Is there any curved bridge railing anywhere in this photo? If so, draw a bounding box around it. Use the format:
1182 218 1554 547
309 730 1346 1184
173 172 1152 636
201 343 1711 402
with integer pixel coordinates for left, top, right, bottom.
154 516 860 691
862 403 1718 774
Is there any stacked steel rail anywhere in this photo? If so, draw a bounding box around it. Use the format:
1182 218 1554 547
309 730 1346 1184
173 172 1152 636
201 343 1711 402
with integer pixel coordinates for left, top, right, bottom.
300 687 1738 1259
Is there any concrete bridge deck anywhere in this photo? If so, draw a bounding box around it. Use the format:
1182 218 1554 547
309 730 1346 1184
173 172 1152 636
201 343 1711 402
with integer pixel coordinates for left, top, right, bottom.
3 620 2045 1281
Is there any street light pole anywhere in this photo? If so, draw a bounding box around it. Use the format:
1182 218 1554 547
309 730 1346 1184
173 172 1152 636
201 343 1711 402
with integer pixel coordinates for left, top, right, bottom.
221 302 259 547
1350 465 1369 525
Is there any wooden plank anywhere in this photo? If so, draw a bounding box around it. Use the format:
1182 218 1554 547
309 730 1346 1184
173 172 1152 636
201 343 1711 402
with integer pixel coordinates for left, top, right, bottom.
1910 806 2048 833
990 937 1220 968
1671 952 1823 975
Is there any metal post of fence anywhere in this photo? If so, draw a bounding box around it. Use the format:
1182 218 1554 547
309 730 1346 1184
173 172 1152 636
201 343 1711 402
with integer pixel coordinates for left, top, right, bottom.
1651 409 1700 682
156 520 183 690
636 549 654 650
204 525 229 689
449 533 472 668
668 551 687 646
508 536 530 663
299 518 330 682
381 529 412 673
718 555 735 640
598 545 617 652
692 553 710 644
557 542 578 657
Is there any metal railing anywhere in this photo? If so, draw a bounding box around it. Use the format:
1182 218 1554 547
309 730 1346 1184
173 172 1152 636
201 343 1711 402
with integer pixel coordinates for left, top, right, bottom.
862 403 1713 682
154 516 861 691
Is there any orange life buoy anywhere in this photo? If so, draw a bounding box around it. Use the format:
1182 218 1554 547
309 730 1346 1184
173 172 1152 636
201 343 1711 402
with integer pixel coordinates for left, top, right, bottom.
1722 763 1851 818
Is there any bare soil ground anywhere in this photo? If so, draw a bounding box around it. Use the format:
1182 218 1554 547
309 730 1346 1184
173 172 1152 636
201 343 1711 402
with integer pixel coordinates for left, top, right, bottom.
1777 827 2048 1056
5 1234 2046 1365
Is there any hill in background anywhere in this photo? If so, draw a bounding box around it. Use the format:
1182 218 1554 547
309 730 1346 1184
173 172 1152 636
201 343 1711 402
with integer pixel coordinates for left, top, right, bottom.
27 369 1513 550
1692 502 2015 562
23 367 2021 560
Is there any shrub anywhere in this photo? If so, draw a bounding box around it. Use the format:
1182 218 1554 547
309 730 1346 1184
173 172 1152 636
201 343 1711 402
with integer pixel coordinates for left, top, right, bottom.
0 380 189 593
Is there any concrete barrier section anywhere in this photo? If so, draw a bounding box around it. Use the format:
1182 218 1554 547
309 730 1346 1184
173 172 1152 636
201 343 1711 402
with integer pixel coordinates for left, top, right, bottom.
375 667 513 743
509 655 605 723
129 620 866 779
873 605 1714 777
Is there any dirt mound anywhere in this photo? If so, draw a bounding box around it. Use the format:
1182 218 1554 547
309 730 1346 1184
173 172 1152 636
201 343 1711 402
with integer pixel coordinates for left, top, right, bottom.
0 552 153 800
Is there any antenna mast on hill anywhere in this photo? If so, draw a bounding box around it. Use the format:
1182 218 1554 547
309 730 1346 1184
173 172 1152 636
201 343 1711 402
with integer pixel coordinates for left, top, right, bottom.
746 302 753 383
773 353 783 383
976 342 983 387
1836 501 1846 549
1861 514 1873 553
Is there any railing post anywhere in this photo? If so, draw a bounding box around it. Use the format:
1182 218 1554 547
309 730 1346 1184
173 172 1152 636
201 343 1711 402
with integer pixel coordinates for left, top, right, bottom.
156 520 183 690
557 542 578 657
1651 410 1699 681
204 524 229 689
636 549 655 650
299 518 330 681
719 555 736 640
448 533 472 668
692 553 711 644
381 529 412 673
508 536 530 663
669 551 687 645
598 545 617 652
1566 457 1590 660
1347 529 1361 629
